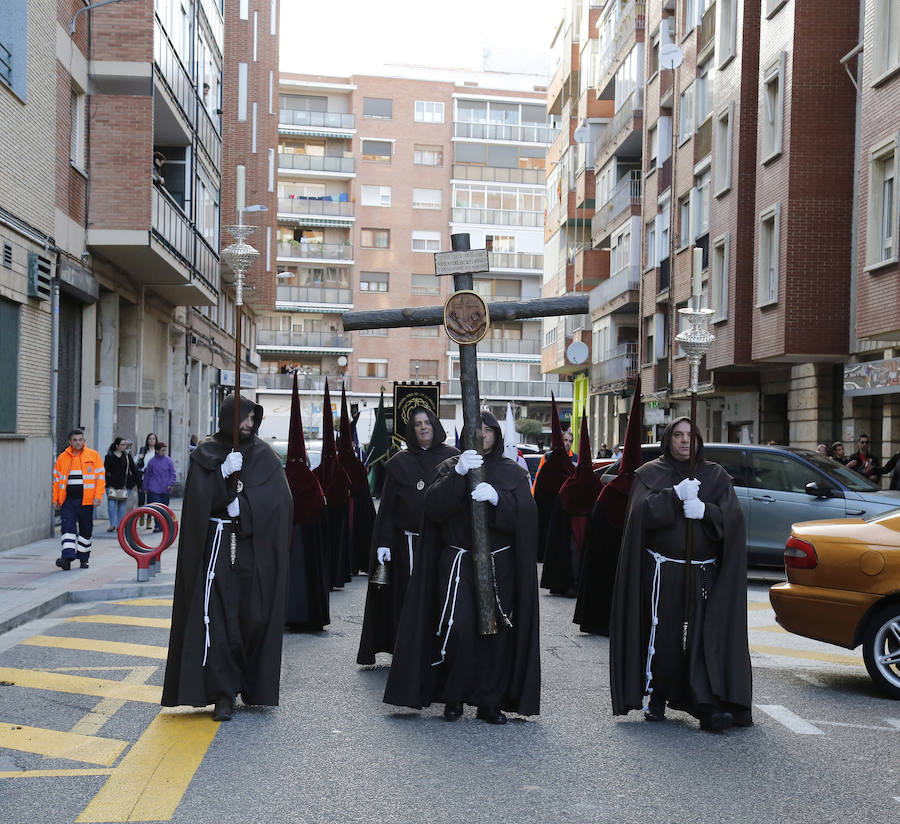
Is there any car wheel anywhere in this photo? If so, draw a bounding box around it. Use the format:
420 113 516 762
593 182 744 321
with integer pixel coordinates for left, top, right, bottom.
862 602 900 700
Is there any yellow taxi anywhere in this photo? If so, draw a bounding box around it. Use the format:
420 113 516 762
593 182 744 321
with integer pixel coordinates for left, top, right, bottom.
769 507 900 699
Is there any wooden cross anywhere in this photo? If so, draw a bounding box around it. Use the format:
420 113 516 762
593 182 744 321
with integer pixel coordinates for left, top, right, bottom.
342 233 588 634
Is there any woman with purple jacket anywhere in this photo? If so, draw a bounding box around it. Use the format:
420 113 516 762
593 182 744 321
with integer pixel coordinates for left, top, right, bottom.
143 442 177 531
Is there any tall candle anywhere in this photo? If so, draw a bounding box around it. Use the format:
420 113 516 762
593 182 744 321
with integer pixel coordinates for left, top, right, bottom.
236 165 246 213
692 247 703 299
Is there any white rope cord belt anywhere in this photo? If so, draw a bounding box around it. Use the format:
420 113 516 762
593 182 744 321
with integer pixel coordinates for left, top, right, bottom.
403 530 418 575
203 517 232 667
642 549 716 711
432 545 510 667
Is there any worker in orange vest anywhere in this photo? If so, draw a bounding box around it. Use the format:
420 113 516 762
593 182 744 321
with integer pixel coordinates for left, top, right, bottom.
52 429 105 570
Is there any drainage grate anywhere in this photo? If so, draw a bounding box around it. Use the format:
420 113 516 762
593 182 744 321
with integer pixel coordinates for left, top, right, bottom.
0 585 39 591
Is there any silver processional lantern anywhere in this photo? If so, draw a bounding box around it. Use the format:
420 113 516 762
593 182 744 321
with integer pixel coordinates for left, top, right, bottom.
675 306 715 393
221 223 260 305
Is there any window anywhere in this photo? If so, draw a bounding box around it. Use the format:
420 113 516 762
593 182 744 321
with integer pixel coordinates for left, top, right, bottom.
717 0 737 67
361 228 390 249
358 360 388 378
711 233 730 320
678 196 692 249
873 0 900 79
409 359 439 378
414 144 443 166
683 0 696 35
69 88 86 170
238 63 248 121
485 234 515 253
414 101 444 123
412 230 441 252
411 327 439 338
360 328 389 337
658 200 671 261
695 61 712 126
679 83 694 143
694 169 711 238
0 0 25 98
648 125 658 171
758 204 781 305
411 273 439 295
762 54 785 162
412 188 442 209
0 297 18 432
359 271 389 292
361 185 392 207
866 136 899 267
363 97 392 119
361 139 392 163
714 103 733 195
645 219 657 269
610 227 632 274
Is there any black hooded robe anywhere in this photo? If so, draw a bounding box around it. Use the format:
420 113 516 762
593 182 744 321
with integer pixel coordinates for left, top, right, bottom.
609 420 752 720
383 414 541 716
539 500 582 596
162 397 292 708
285 516 330 630
357 409 457 665
572 499 623 635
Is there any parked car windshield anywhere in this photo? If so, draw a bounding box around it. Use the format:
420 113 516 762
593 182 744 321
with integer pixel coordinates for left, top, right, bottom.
797 449 881 492
864 505 900 522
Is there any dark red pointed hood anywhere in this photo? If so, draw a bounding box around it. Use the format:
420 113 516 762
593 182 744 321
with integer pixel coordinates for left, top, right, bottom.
558 414 603 516
313 378 350 506
597 376 643 528
337 383 369 494
285 371 325 524
532 392 575 499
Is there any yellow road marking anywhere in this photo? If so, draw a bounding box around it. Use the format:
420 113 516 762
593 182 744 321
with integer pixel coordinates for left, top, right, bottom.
71 667 158 738
750 643 865 667
77 712 219 823
111 599 173 607
0 667 161 704
0 722 127 766
23 635 168 660
66 615 171 629
752 624 788 633
747 602 772 611
0 768 114 778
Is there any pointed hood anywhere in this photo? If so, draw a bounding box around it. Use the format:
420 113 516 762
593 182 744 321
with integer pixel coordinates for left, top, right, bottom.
550 392 564 450
337 383 370 494
532 391 575 499
285 372 325 524
558 414 603 515
503 402 518 463
364 389 391 468
597 376 643 529
313 378 350 507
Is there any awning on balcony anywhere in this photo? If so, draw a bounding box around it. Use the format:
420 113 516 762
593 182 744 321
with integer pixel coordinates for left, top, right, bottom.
278 126 355 140
274 302 351 314
447 352 541 364
257 344 353 356
277 214 354 228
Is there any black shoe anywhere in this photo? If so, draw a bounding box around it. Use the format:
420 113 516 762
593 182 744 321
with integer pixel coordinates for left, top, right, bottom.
443 702 463 721
79 560 89 569
106 527 116 532
476 706 507 725
55 558 71 571
212 696 234 722
732 709 754 727
643 694 666 722
699 708 733 732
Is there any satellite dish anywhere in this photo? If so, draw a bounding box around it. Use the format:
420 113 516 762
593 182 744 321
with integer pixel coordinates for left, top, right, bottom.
337 355 348 367
660 43 684 70
566 340 589 365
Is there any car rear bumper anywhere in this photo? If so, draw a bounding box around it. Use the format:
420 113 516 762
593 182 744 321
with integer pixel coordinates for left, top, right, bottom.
769 582 881 649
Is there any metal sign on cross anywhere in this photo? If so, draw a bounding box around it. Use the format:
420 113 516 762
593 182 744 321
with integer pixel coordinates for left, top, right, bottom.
342 233 589 635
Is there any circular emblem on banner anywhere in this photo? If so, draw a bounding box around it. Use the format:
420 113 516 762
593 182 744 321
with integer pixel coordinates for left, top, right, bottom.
443 290 490 345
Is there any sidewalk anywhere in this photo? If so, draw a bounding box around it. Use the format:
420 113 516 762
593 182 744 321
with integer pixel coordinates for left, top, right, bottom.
0 499 182 635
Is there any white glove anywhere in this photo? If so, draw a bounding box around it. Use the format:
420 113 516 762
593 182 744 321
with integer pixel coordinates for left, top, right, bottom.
227 497 240 517
673 477 701 501
455 449 483 476
221 451 243 479
683 498 705 520
471 482 499 506
376 546 391 564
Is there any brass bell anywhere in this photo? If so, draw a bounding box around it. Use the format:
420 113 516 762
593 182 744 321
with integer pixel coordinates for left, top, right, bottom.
371 560 390 586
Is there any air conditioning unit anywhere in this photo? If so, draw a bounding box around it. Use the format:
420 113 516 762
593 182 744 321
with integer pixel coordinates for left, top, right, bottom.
27 252 51 301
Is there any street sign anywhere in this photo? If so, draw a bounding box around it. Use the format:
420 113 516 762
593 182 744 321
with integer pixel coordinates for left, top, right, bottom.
433 249 489 276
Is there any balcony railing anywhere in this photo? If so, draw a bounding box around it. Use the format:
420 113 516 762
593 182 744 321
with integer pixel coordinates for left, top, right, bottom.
276 285 353 305
488 251 544 271
476 338 542 355
655 360 670 391
276 242 354 261
279 109 355 130
590 266 641 309
695 116 712 161
198 0 224 52
0 41 11 87
277 196 354 218
153 18 195 129
151 187 218 293
451 165 545 185
278 153 355 175
453 121 558 144
259 374 349 391
448 379 574 399
590 343 639 386
699 2 716 53
196 102 222 169
594 88 643 159
451 208 543 227
597 1 646 85
478 284 543 303
658 256 670 292
257 330 352 349
593 170 642 242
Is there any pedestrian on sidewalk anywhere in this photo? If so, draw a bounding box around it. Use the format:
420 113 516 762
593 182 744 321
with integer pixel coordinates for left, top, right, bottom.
104 437 137 532
135 433 158 528
143 442 176 531
52 429 105 571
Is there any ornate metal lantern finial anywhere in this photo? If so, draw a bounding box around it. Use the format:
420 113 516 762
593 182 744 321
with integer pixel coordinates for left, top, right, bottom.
675 306 715 393
221 223 260 305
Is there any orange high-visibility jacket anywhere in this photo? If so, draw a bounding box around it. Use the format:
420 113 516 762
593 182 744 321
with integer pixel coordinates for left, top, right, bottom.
53 446 106 506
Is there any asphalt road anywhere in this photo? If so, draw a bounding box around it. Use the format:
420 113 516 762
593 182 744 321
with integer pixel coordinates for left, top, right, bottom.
0 578 897 824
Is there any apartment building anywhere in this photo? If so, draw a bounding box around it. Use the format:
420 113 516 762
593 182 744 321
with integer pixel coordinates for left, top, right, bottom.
258 64 559 441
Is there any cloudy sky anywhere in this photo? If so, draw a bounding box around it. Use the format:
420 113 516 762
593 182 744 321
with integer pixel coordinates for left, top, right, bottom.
279 0 564 77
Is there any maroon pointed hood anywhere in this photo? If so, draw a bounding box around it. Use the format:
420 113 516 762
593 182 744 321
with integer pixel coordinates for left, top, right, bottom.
337 383 369 494
550 392 564 450
597 376 643 529
533 392 575 499
286 371 325 524
558 414 603 516
313 378 350 506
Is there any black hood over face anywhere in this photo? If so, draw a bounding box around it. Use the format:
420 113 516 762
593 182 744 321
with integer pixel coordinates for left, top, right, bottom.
480 410 504 459
217 394 264 442
404 406 447 451
660 415 704 463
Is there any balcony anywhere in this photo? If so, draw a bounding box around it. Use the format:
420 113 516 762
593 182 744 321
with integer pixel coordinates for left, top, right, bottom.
450 165 545 186
279 109 355 134
592 170 642 245
277 196 354 227
453 121 559 145
278 153 355 177
658 257 670 293
699 2 717 57
447 379 573 400
258 373 350 391
256 330 352 351
590 343 639 389
590 266 641 314
593 88 643 169
596 1 646 96
276 242 354 264
476 338 542 355
694 116 712 162
276 285 353 306
488 251 544 271
451 208 543 228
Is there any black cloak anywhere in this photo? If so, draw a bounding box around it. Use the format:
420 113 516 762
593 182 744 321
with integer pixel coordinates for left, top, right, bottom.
162 395 293 708
383 412 541 716
532 396 575 562
609 418 752 718
356 408 458 665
